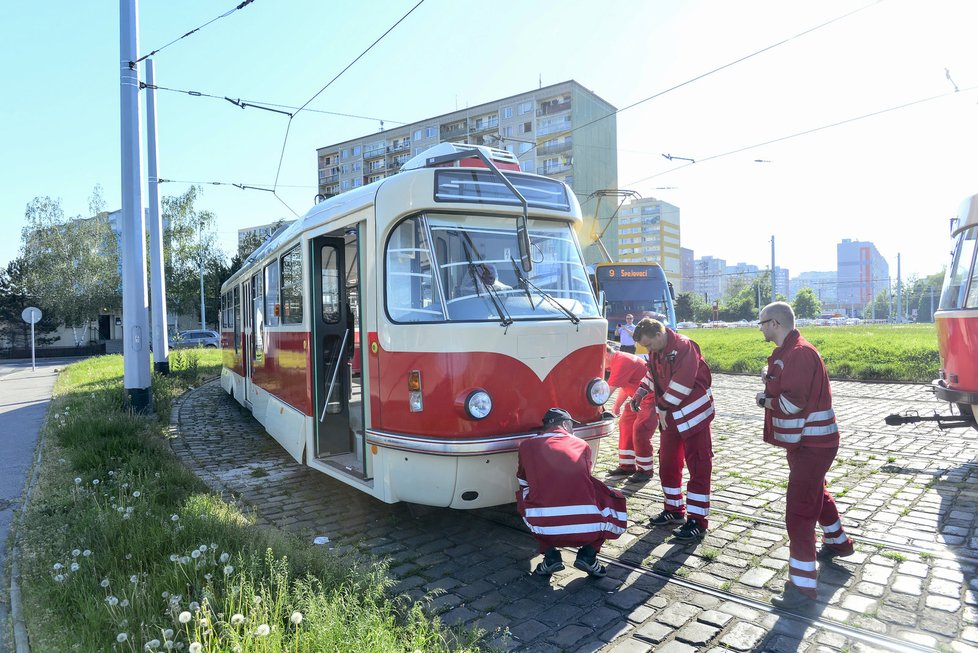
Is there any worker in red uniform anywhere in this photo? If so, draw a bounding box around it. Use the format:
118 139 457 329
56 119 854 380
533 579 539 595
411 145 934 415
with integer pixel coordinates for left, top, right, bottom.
605 345 658 482
631 318 714 544
756 301 854 611
516 407 628 578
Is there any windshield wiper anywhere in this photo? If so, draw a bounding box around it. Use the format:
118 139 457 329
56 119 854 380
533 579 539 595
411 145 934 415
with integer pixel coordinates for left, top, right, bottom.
509 257 579 325
460 234 512 327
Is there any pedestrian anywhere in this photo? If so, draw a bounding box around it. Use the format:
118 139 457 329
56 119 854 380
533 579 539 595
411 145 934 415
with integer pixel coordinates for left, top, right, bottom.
615 313 637 353
756 301 854 610
631 317 714 543
516 407 628 577
605 345 658 482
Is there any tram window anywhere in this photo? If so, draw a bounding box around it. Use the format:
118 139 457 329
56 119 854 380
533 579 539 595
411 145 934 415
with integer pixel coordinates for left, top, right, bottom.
252 272 264 360
321 246 341 324
233 286 240 352
264 260 280 327
281 245 304 324
386 217 441 322
940 226 978 310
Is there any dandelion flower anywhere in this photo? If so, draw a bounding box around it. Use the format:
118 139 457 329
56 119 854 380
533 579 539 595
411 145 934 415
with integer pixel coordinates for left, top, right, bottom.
290 611 303 625
83 549 91 557
117 633 128 643
189 643 202 653
164 643 173 651
74 478 82 484
190 550 201 559
219 553 230 563
180 556 190 565
52 563 63 571
253 596 262 605
223 565 234 575
101 579 110 588
189 601 200 611
120 599 129 607
145 639 161 650
107 596 119 606
198 545 208 553
204 573 212 581
54 574 65 582
255 624 270 636
162 591 170 598
133 491 141 497
163 629 174 639
178 611 192 624
230 614 245 626
171 514 179 522
92 479 100 485
70 562 79 572
71 548 81 557
130 575 139 584
126 553 132 560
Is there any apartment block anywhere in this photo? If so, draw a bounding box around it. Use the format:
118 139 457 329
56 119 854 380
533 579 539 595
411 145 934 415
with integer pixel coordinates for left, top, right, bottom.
693 255 726 304
616 197 682 279
837 239 889 315
680 247 694 293
314 80 618 263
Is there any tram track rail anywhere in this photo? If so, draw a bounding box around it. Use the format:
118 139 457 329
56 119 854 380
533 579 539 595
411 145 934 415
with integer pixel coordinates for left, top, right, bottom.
471 507 936 653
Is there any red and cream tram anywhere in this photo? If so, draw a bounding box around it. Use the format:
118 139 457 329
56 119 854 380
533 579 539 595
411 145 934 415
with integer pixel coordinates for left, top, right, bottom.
219 143 614 508
933 193 978 427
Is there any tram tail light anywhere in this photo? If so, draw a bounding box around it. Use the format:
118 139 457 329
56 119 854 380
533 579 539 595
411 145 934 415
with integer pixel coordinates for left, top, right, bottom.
408 370 423 412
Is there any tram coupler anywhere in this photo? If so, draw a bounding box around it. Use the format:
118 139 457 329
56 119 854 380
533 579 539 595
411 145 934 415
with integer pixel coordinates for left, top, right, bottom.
884 410 976 429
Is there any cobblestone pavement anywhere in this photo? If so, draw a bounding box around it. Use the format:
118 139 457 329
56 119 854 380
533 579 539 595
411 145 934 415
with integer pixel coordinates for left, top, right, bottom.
171 374 978 653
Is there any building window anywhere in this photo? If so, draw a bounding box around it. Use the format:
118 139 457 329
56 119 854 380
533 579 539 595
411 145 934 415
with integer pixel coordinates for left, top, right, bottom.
413 129 422 141
352 145 361 156
521 161 533 172
426 126 437 138
520 122 532 134
341 148 349 159
341 179 351 190
502 106 513 119
353 178 363 187
519 101 532 114
503 125 513 137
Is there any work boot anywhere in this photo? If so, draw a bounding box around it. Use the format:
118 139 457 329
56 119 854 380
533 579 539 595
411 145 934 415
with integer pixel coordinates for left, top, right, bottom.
771 583 816 611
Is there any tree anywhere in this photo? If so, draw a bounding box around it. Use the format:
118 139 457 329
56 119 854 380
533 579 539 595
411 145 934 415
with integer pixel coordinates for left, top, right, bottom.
19 192 121 345
0 257 61 350
162 186 222 329
792 287 821 319
675 291 708 322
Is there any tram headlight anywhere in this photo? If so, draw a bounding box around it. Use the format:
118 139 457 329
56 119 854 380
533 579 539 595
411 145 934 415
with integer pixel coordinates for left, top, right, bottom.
587 378 611 406
465 389 492 420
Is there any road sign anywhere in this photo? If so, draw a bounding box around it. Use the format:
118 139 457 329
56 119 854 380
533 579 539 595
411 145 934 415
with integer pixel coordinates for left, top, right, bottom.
21 307 42 324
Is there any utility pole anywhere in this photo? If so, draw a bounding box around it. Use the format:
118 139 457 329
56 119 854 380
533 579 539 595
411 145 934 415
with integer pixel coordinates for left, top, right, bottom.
199 219 206 331
120 0 152 412
146 58 169 375
896 253 903 323
770 236 776 304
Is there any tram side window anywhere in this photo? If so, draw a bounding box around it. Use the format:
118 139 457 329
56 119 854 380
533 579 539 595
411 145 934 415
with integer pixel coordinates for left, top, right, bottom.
386 217 441 322
252 272 264 361
281 246 304 324
233 286 241 352
264 260 280 327
940 226 978 310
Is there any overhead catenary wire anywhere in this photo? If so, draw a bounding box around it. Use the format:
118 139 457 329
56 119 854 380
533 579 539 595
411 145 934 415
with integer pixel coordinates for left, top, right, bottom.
133 0 257 67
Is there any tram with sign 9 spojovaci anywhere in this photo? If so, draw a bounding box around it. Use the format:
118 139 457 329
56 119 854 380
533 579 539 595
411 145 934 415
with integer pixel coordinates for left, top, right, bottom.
887 193 978 429
219 143 614 508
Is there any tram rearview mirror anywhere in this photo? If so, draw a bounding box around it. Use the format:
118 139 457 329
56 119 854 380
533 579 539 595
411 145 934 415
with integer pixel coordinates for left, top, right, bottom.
517 212 532 272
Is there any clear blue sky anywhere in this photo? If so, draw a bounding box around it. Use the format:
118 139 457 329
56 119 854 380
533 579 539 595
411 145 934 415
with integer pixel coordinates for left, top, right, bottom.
2 0 977 282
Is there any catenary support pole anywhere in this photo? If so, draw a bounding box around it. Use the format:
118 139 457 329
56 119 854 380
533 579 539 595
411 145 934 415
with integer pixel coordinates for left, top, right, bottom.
146 59 170 375
120 0 152 412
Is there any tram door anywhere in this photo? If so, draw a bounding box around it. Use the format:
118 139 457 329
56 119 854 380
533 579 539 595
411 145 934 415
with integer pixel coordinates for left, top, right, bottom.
311 234 358 466
242 279 254 404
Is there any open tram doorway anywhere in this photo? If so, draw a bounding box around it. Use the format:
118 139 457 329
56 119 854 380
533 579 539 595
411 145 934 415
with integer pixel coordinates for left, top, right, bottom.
311 226 366 477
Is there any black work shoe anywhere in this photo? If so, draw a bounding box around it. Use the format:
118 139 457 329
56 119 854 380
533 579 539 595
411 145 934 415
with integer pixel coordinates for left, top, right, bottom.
672 520 706 543
771 583 816 611
573 546 607 578
605 466 634 478
649 509 685 527
627 470 653 483
817 544 854 561
533 548 564 576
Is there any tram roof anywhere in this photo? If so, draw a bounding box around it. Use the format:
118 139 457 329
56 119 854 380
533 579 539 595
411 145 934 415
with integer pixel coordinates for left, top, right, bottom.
955 193 978 234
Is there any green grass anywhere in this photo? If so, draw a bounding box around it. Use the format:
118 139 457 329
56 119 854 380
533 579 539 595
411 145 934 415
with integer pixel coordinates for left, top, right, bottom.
18 351 481 653
682 324 939 382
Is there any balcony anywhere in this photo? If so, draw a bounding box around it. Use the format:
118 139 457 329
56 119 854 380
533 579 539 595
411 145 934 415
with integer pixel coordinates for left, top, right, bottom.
537 100 571 117
536 120 572 137
536 140 572 156
440 124 468 139
537 162 573 176
364 147 385 159
388 140 411 153
321 174 339 184
468 120 499 135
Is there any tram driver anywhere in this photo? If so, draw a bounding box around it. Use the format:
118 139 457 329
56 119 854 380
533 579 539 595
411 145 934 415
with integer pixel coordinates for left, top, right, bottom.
515 407 628 578
457 262 511 297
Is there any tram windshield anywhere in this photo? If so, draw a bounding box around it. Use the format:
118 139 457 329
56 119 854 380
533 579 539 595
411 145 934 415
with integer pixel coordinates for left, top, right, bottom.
939 225 978 310
386 213 600 323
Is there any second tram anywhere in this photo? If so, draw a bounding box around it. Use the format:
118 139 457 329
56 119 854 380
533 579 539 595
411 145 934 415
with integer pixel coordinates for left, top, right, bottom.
593 261 677 342
219 143 614 508
933 193 978 426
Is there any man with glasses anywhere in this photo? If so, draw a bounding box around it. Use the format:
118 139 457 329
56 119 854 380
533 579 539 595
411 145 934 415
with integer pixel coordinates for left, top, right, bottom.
615 314 637 353
756 302 854 611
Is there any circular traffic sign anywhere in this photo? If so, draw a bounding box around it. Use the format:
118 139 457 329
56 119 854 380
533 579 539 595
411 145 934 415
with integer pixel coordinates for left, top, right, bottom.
21 306 42 324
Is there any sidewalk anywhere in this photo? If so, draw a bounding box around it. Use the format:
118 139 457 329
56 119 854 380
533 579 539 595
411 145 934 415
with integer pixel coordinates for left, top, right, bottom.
0 359 68 653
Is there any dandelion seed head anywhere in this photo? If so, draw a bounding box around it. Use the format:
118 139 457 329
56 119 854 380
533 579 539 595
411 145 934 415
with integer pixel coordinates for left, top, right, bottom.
107 596 119 606
195 560 205 569
120 599 129 607
290 611 303 625
190 550 201 559
163 643 173 651
70 562 79 572
180 556 190 565
189 643 202 653
170 514 179 522
74 477 81 484
71 548 81 557
126 553 132 560
253 596 262 605
219 552 230 563
100 579 110 588
169 554 179 562
54 574 65 582
230 613 245 626
163 629 174 639
198 545 208 553
162 591 170 598
255 624 270 636
133 491 140 497
52 563 63 571
122 513 130 520
145 639 161 651
178 611 192 624
223 565 234 575
92 479 100 485
83 549 91 557
130 575 138 584
189 601 199 611
116 632 128 643
204 573 212 581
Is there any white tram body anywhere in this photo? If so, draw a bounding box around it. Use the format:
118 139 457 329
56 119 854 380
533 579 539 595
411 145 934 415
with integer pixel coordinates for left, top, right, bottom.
934 193 978 423
219 144 614 508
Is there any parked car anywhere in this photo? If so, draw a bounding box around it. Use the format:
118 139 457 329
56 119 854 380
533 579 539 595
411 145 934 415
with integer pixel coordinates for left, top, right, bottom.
173 329 220 348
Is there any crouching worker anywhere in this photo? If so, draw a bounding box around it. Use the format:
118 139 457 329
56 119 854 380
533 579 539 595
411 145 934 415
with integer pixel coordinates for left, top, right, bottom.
516 407 628 577
606 345 658 482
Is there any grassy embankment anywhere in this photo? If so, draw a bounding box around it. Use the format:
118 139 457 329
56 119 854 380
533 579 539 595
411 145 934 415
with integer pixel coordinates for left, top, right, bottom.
683 323 939 382
16 349 482 653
